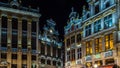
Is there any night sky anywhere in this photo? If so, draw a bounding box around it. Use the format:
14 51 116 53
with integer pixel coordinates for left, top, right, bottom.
38 0 87 40
1 0 87 40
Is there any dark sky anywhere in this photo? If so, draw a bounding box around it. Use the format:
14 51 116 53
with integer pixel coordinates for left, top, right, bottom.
37 0 87 40
1 0 87 40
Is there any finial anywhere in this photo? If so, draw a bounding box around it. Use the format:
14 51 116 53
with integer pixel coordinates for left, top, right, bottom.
29 5 31 9
19 0 22 4
83 5 86 10
71 7 74 12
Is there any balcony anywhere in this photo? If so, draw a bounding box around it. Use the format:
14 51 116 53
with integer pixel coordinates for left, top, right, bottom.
32 50 37 54
22 49 27 53
12 48 18 52
1 47 7 52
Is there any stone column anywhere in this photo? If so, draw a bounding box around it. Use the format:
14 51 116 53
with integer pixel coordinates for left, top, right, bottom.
56 48 58 57
90 2 94 16
91 23 94 34
100 0 104 10
36 21 39 68
7 16 12 68
45 44 47 55
0 17 1 61
102 35 105 52
101 18 104 30
27 20 32 68
17 18 22 68
51 46 53 57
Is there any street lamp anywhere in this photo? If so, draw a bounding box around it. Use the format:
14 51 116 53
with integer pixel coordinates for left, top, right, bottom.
94 64 98 68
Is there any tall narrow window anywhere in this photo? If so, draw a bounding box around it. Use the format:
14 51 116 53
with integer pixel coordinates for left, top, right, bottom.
105 1 110 8
1 16 7 47
67 39 70 47
12 18 18 48
71 36 75 44
105 33 113 51
86 41 92 55
67 51 70 61
95 38 102 53
31 21 36 50
77 34 81 43
104 14 113 29
94 20 101 33
22 20 27 49
53 47 56 57
77 48 82 59
58 49 61 58
95 4 99 14
41 43 45 55
71 49 75 61
85 24 91 37
47 45 51 56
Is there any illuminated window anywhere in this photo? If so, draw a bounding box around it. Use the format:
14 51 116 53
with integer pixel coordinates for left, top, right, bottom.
94 20 101 33
85 24 91 37
95 38 102 53
77 34 81 43
71 49 75 61
105 33 113 51
86 41 92 55
77 48 82 59
71 36 75 44
67 51 70 61
67 39 70 47
104 14 113 29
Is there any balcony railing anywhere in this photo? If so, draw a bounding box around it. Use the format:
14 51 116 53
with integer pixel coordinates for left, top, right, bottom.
1 47 7 52
12 48 18 52
22 49 27 53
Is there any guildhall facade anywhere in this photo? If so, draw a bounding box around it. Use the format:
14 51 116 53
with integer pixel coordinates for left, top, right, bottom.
0 0 40 68
64 0 120 68
39 19 63 68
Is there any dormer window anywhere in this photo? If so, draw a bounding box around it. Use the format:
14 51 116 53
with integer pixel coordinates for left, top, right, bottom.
95 4 99 14
87 13 90 19
105 2 110 9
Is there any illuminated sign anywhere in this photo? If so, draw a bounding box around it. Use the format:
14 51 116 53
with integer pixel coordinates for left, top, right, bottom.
85 56 92 61
94 54 101 59
104 51 113 58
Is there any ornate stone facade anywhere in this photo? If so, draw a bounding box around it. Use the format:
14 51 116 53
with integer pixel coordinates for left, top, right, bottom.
0 0 40 68
39 19 63 68
64 0 120 68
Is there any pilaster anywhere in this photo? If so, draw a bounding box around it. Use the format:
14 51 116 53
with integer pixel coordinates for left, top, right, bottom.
27 20 32 68
0 17 1 61
7 16 12 68
17 18 22 68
